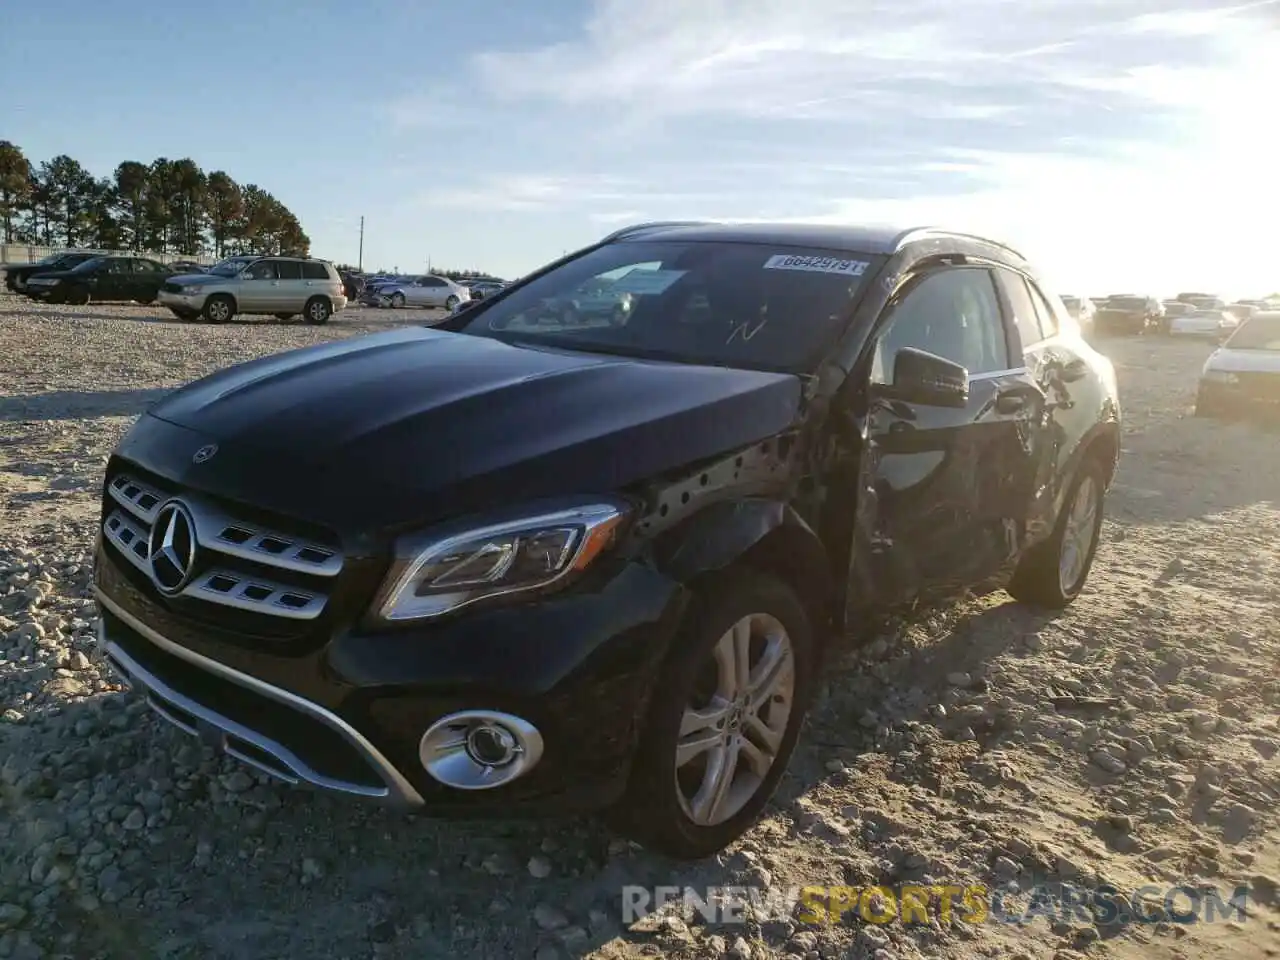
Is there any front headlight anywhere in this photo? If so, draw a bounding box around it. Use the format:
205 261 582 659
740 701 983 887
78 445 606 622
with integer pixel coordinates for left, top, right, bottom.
1202 369 1238 384
375 502 629 622
180 285 203 295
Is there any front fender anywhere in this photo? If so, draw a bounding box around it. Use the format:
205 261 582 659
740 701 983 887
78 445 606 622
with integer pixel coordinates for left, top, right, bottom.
649 497 835 634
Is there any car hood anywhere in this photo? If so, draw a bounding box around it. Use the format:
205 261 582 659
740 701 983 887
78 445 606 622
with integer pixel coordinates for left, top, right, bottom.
1206 347 1280 373
124 327 804 534
169 272 222 285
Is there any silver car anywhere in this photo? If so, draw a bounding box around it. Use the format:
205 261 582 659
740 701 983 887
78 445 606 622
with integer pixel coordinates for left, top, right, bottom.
158 255 348 325
377 275 472 310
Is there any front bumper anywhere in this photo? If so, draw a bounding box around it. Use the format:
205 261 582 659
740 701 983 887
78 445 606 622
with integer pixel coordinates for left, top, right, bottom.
158 289 208 311
94 543 687 814
1196 376 1280 416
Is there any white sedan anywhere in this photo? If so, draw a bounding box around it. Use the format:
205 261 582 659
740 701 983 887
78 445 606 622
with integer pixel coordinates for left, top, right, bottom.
1195 312 1280 416
1170 309 1238 339
377 275 473 310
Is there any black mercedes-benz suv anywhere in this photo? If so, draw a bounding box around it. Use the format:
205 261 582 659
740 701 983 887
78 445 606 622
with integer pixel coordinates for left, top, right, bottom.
94 222 1120 858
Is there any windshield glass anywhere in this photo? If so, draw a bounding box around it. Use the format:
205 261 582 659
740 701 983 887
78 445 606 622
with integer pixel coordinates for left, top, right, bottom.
1225 315 1280 350
458 240 882 371
209 258 251 276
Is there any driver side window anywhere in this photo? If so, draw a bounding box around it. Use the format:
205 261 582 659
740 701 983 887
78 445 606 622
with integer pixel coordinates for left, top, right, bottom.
871 267 1008 383
244 260 277 280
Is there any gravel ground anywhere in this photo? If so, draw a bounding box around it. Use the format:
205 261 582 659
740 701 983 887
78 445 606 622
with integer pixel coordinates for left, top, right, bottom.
1 295 1278 960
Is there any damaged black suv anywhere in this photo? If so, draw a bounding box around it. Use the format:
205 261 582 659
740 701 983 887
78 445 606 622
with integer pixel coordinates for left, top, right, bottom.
94 222 1120 858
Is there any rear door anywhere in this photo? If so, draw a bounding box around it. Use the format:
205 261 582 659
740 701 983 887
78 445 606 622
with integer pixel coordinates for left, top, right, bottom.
850 264 1045 610
301 260 336 304
96 258 131 301
131 258 169 301
272 259 307 312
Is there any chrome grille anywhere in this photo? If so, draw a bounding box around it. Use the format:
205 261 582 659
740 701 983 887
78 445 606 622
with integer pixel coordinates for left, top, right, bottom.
103 473 341 621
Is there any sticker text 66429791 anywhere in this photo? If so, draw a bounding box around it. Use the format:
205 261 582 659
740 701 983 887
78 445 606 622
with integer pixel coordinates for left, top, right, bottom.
762 254 870 278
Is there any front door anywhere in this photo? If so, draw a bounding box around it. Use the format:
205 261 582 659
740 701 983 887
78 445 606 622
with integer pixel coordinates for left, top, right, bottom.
238 259 280 311
130 258 169 301
848 264 1046 612
95 258 132 301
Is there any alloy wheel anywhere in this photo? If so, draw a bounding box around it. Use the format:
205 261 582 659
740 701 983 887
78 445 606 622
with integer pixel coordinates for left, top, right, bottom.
674 613 795 827
1058 474 1099 594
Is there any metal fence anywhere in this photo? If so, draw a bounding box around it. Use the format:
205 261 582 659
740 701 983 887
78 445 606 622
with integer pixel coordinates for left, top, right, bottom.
0 244 218 267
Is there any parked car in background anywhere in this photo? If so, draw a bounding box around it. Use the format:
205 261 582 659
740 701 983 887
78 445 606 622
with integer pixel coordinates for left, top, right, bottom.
374 275 472 310
468 280 506 300
23 256 174 305
94 221 1120 859
1175 292 1226 311
1094 295 1162 335
1059 295 1096 334
1227 303 1258 324
1157 300 1195 334
1196 312 1280 417
3 251 101 293
168 260 206 274
340 271 366 301
157 256 347 324
1169 308 1237 339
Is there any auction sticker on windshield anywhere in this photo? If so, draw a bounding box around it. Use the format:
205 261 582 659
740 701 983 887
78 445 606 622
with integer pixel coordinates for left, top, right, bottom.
611 269 687 295
763 254 870 277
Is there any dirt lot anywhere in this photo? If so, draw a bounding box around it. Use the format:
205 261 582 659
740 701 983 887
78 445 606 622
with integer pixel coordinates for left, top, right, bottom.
0 295 1278 960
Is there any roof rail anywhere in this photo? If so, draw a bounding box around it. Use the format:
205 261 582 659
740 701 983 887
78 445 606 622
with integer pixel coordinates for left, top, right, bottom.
598 220 712 243
893 226 1026 261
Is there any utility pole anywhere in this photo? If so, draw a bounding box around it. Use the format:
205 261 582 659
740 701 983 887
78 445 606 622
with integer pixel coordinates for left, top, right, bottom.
357 216 364 272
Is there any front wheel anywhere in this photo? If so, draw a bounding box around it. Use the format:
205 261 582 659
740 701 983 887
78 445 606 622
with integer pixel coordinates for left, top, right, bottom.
202 295 234 324
304 297 332 325
611 570 814 859
389 292 406 309
445 295 460 311
1008 456 1106 608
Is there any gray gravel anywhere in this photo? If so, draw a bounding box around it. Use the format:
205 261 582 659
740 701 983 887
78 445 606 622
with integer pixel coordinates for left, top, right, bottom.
1 295 1279 959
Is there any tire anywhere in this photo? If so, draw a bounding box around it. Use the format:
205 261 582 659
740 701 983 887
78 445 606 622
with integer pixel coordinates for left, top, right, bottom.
390 292 406 309
304 297 332 325
610 570 815 859
274 313 297 322
1007 456 1106 608
445 295 460 311
137 294 156 305
66 286 90 306
202 295 234 324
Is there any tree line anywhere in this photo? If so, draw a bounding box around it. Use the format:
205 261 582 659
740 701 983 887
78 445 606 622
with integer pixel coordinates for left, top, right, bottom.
0 141 310 258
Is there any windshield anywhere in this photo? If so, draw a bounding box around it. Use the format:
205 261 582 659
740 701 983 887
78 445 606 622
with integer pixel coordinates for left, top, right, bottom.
1225 315 1280 350
458 240 882 371
209 258 252 276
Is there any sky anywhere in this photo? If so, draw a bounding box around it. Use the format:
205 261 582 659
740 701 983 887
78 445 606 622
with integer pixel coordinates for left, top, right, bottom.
2 0 1278 295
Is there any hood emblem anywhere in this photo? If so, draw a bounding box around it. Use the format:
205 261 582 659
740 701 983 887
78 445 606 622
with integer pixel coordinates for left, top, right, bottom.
192 444 218 464
149 501 198 595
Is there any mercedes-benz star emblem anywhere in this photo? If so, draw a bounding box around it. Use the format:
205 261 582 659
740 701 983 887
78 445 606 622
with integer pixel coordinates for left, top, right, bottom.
148 501 198 595
192 444 218 464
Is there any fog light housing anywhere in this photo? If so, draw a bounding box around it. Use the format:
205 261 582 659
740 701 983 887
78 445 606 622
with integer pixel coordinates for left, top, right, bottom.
419 711 544 790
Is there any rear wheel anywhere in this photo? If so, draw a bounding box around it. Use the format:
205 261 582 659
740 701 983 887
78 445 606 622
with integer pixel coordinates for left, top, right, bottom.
66 286 90 306
611 570 814 859
304 297 332 325
137 293 157 305
202 295 234 324
1008 456 1106 608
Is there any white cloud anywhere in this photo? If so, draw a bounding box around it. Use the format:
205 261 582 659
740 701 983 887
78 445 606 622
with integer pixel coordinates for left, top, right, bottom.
389 0 1280 291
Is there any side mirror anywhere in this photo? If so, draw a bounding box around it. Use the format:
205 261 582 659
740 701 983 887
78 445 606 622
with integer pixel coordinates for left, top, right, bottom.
875 347 969 408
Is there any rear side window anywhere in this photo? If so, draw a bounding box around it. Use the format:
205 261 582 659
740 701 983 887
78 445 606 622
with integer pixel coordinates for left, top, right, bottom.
999 271 1044 349
1026 283 1060 337
275 260 303 280
301 261 329 280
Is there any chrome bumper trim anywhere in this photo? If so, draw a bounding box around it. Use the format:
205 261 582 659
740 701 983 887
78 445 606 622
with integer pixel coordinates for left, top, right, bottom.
94 587 425 807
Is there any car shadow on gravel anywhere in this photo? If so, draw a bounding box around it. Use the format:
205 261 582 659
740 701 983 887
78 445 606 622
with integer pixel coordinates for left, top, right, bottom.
0 388 171 421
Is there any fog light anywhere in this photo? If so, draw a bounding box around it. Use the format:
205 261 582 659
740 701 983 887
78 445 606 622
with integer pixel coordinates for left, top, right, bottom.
465 723 518 767
419 710 544 790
